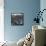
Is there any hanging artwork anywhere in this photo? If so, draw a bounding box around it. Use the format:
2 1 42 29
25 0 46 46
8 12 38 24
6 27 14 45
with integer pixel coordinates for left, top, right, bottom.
11 13 24 26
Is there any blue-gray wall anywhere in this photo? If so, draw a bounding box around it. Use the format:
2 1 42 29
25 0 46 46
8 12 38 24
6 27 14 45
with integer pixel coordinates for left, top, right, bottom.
40 0 46 27
4 0 40 42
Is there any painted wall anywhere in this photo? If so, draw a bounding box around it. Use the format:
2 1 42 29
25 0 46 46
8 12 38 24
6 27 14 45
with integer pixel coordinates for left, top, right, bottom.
40 0 46 26
4 0 40 42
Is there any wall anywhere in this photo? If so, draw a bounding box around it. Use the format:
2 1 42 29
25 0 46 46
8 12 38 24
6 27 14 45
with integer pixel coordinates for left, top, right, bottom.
4 0 40 42
40 0 46 26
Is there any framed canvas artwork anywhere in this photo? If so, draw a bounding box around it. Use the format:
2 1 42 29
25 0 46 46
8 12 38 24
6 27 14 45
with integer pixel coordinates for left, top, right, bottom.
11 13 24 26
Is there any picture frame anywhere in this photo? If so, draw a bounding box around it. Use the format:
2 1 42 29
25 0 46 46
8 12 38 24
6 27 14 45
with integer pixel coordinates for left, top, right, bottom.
11 13 24 26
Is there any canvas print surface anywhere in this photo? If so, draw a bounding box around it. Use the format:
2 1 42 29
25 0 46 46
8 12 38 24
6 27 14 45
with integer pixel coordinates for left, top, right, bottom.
11 13 24 25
